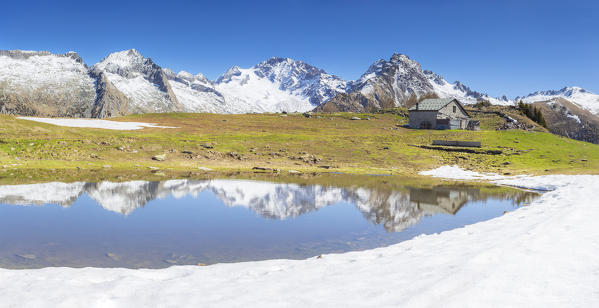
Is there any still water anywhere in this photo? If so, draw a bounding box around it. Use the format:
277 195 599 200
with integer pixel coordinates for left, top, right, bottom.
0 178 537 268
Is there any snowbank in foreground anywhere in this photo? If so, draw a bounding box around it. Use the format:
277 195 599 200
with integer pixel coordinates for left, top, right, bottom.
17 117 176 130
0 166 597 307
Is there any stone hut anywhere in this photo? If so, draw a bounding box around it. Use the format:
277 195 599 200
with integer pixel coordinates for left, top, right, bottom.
408 98 471 129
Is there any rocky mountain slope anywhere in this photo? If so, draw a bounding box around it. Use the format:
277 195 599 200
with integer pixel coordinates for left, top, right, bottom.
516 87 599 116
315 53 511 112
0 50 97 117
527 97 599 144
91 49 183 114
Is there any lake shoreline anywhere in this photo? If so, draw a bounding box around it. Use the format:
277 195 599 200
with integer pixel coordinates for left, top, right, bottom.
0 166 596 306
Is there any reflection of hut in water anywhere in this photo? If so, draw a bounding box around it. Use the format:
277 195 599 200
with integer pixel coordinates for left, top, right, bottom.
408 187 471 215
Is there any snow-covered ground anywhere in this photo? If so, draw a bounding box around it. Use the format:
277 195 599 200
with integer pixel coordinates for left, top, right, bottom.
0 166 597 307
16 117 176 130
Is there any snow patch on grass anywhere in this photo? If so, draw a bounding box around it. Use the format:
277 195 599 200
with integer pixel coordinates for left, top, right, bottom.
17 117 176 130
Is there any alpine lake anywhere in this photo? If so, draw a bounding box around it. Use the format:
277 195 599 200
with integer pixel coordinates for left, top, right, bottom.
0 173 539 269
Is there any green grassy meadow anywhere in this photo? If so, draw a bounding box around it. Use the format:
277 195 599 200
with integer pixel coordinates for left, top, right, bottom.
0 111 598 183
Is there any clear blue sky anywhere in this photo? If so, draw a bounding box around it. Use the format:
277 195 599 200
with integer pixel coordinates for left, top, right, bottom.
1 0 597 97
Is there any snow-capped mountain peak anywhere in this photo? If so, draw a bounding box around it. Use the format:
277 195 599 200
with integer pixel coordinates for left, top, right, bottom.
91 49 182 113
216 66 242 83
423 70 512 105
516 86 599 115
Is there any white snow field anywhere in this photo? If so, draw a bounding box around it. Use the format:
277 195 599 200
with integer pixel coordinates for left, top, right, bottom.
16 117 175 130
0 166 597 307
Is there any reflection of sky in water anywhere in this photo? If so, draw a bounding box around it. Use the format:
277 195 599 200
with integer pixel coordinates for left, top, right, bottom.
0 180 537 269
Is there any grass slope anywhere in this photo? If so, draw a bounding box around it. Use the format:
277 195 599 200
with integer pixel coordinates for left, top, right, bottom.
0 112 598 183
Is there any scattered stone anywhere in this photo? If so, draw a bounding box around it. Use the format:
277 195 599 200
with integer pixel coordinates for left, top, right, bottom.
182 150 194 155
200 144 214 149
152 154 166 161
228 152 243 160
164 259 178 265
16 254 36 260
288 170 301 174
116 146 125 151
280 114 288 117
350 117 361 120
29 142 34 146
148 166 160 170
197 166 212 171
581 159 588 162
318 165 337 169
303 112 312 118
58 141 67 145
253 166 274 171
382 146 390 150
100 141 111 146
90 153 99 159
154 171 166 176
106 253 119 260
197 263 207 266
102 165 112 168
502 162 511 165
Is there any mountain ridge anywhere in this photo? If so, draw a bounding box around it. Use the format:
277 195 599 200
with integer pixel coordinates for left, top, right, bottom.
1 48 597 120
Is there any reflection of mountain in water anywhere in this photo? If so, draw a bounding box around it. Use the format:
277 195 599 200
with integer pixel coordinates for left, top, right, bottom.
0 180 537 231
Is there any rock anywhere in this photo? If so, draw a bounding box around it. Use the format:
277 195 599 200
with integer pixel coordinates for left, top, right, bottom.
116 146 125 151
200 144 214 149
228 152 243 160
182 150 194 154
16 254 36 260
197 166 212 171
152 154 166 161
288 170 301 174
280 114 288 117
318 165 334 169
350 117 361 120
106 253 119 260
253 166 273 171
102 165 112 168
164 259 178 264
382 146 390 150
303 112 312 118
148 166 160 170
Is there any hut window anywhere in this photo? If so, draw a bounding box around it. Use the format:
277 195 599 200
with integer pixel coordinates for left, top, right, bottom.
453 106 456 113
